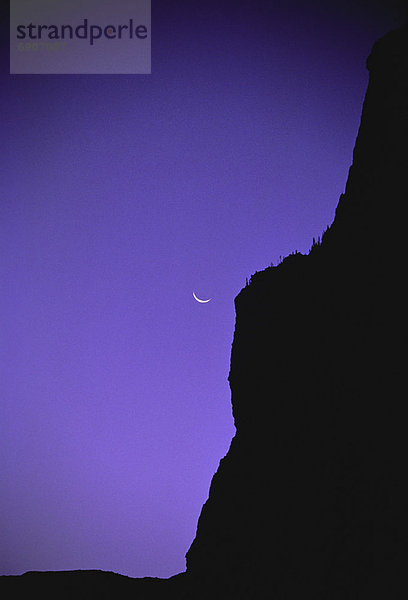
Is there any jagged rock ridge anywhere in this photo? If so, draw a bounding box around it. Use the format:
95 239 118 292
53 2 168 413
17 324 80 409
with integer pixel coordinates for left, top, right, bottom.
184 24 408 599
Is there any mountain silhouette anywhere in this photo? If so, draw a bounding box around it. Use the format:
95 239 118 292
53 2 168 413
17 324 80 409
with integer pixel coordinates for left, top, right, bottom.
2 23 407 600
184 23 408 600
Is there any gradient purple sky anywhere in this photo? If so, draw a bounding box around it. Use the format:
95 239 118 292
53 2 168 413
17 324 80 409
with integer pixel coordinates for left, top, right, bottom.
1 0 404 579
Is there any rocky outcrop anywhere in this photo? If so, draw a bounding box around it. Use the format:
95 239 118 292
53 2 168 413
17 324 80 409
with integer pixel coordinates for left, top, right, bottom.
184 24 408 599
0 570 185 599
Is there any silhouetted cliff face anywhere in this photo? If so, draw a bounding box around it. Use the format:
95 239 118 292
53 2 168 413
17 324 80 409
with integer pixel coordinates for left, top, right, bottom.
185 25 408 599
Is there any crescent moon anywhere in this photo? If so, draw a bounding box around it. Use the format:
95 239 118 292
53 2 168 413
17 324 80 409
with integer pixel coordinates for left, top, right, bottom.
193 292 211 303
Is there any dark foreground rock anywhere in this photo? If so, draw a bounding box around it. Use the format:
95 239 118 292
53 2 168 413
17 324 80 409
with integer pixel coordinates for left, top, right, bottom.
2 23 407 600
185 23 408 600
0 570 186 600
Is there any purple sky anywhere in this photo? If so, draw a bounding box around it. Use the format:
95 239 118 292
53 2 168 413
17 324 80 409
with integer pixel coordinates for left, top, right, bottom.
1 0 404 579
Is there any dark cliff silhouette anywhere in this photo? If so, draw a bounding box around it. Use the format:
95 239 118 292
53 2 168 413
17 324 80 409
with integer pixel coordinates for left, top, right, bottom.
185 23 408 600
2 23 407 600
